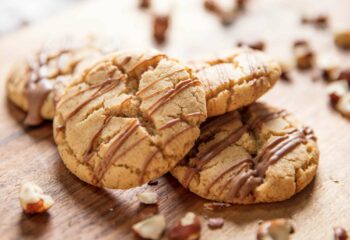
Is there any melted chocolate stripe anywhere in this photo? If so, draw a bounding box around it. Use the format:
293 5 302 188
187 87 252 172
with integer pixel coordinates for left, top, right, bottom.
141 86 173 100
93 120 139 184
182 108 292 189
64 80 119 123
205 159 253 194
228 128 312 200
136 68 186 96
57 79 118 108
83 116 113 163
126 54 166 79
158 112 204 130
147 79 201 116
140 125 195 184
182 125 248 188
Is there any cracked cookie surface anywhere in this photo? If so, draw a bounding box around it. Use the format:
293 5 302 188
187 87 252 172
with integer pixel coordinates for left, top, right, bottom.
171 102 319 204
53 49 207 189
6 38 107 126
192 48 281 117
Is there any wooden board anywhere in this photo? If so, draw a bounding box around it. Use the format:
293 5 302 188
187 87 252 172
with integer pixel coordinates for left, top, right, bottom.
1 0 350 239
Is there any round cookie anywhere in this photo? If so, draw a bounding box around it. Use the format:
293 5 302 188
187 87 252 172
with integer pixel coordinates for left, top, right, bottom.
192 48 281 117
171 102 319 204
53 49 207 189
6 37 108 126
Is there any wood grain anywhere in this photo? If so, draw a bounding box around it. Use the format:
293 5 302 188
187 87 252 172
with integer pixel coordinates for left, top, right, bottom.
0 0 350 239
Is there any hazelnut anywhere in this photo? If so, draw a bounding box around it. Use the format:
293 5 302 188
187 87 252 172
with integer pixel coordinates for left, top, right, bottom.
301 14 328 28
208 217 225 229
167 212 201 240
19 182 54 214
137 192 158 204
132 215 166 240
334 227 348 240
203 202 231 211
203 0 238 26
279 61 293 82
293 40 315 70
257 218 294 240
153 15 170 45
338 70 350 87
337 94 350 118
237 41 265 51
139 0 150 9
335 31 350 49
236 0 248 11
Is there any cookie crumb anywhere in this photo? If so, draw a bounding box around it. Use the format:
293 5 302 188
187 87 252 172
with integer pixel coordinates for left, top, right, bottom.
137 192 158 204
203 202 231 211
257 218 294 240
208 217 224 229
334 227 348 240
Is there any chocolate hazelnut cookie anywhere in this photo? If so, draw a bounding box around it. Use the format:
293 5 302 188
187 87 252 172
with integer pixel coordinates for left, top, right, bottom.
53 49 207 189
6 38 107 126
193 48 281 117
171 102 319 204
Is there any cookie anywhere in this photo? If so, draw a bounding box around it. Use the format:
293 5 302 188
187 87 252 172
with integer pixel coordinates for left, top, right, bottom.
6 37 108 126
53 49 207 189
171 102 319 204
192 48 281 117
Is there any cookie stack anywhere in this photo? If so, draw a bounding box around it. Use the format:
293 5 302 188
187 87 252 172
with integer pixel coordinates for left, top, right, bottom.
7 44 319 204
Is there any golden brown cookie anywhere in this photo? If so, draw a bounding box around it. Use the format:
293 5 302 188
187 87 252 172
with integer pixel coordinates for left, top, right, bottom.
53 49 207 189
192 48 281 117
171 102 319 204
6 37 108 126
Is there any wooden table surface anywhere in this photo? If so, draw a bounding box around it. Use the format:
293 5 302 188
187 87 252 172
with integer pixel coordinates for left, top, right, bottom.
0 0 350 239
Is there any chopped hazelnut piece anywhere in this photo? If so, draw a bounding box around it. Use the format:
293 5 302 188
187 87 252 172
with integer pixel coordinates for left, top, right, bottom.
139 0 151 9
334 227 348 240
19 182 54 214
208 217 225 229
132 215 166 240
203 0 238 26
167 212 201 240
137 192 158 204
236 0 248 11
257 218 294 240
237 41 265 51
153 15 170 45
293 40 315 70
335 31 350 49
301 14 328 28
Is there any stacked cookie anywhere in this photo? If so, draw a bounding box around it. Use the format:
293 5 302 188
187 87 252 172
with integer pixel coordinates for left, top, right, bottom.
7 46 319 204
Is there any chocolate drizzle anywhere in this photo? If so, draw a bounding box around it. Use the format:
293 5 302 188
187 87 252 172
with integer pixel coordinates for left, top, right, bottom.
147 78 201 116
83 116 113 163
158 112 204 130
63 79 121 123
23 49 73 126
24 79 53 125
93 120 139 185
181 106 316 200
